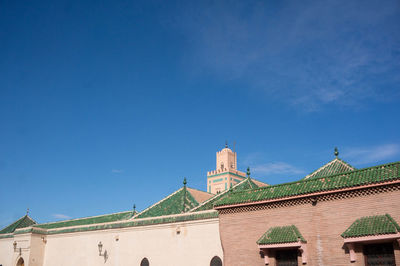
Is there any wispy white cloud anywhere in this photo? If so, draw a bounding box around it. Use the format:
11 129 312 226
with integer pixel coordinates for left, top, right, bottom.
111 169 124 174
252 162 305 176
52 214 71 220
171 0 400 111
344 144 400 165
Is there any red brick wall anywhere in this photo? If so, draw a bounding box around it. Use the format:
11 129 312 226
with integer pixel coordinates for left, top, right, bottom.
218 186 400 266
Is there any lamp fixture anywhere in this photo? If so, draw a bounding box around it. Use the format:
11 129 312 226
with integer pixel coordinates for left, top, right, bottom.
98 241 108 261
98 241 103 256
13 241 21 255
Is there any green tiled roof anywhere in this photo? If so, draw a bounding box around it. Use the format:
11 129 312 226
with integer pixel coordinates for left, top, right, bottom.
136 187 199 219
45 211 218 235
0 210 219 237
341 214 400 238
35 211 134 230
304 158 355 179
0 215 36 234
257 225 306 245
191 178 260 212
215 161 400 207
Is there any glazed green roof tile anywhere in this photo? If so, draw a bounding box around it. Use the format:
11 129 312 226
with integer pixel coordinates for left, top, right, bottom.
304 158 355 180
215 161 400 207
341 214 400 238
35 211 134 230
136 187 200 219
0 215 36 234
44 211 218 235
2 211 218 237
190 178 260 212
257 225 306 245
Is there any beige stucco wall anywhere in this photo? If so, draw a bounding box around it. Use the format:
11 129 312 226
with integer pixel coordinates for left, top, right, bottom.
0 238 14 266
41 218 222 266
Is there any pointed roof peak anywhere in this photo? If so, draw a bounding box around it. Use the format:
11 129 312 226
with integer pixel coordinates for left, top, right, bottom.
303 157 356 180
0 214 36 234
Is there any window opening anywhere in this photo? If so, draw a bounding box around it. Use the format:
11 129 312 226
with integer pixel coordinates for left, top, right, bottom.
276 249 298 266
140 257 149 266
364 243 395 266
210 256 222 266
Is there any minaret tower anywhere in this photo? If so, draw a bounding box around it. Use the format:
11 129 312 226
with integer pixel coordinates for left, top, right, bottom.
207 142 246 194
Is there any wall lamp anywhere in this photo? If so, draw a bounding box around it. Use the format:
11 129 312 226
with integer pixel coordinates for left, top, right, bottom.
13 241 21 255
98 241 108 261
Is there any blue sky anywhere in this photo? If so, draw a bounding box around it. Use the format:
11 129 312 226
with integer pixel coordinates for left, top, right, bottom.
1 0 399 228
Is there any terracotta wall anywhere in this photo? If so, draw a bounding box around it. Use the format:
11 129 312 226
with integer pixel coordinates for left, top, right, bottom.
218 187 400 266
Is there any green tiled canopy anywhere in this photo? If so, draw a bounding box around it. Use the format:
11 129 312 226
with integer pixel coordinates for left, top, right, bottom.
341 214 400 238
257 225 306 245
215 161 399 207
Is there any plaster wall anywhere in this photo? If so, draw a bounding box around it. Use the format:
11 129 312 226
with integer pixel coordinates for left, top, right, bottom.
218 187 400 266
42 218 222 266
0 238 14 266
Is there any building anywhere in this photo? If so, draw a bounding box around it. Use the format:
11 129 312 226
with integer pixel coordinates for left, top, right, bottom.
214 151 400 266
207 143 247 194
0 145 399 266
0 144 267 266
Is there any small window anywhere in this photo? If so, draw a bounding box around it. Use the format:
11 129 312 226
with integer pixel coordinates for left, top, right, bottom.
210 256 222 266
140 258 149 266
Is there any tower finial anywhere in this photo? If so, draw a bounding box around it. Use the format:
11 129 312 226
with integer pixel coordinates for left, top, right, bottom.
133 204 136 214
247 167 250 178
225 140 228 148
183 177 187 186
334 147 339 157
26 208 29 216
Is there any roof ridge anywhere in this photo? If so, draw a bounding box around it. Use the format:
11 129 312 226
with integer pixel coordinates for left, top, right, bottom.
249 177 269 186
186 187 214 195
37 210 133 225
233 160 400 195
189 178 249 212
304 158 355 179
336 158 356 170
0 215 37 234
134 187 184 218
27 215 38 225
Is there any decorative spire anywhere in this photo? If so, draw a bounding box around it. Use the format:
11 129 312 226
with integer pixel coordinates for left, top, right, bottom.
183 177 187 213
247 167 251 178
133 204 136 214
334 147 339 157
26 208 30 216
225 141 228 148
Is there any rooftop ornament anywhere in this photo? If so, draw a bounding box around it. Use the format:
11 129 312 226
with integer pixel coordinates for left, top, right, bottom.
183 177 187 213
247 167 251 178
225 141 228 148
334 147 339 157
